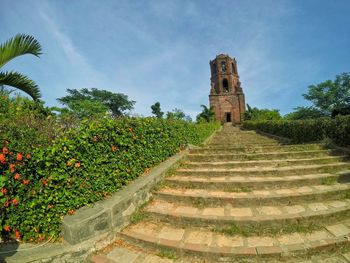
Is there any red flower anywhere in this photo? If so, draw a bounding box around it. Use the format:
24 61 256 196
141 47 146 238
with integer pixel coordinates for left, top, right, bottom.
4 225 10 232
12 198 19 205
15 230 20 240
41 179 48 186
14 173 21 180
9 164 15 173
4 200 10 207
111 146 118 152
23 179 30 185
2 147 9 154
74 162 81 168
1 188 7 195
0 153 6 163
26 153 31 159
68 209 75 215
16 153 23 161
66 161 72 167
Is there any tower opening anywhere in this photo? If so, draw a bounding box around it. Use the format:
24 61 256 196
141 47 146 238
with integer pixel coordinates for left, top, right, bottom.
223 78 229 92
232 62 236 74
226 112 231 122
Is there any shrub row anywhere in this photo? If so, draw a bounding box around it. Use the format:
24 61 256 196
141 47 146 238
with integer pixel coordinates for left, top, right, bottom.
0 117 220 241
243 115 350 145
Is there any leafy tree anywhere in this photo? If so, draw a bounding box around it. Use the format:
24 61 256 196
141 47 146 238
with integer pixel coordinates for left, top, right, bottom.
0 34 42 100
52 100 108 119
196 104 215 123
57 88 135 117
166 108 186 120
244 104 281 121
303 72 350 115
151 102 164 118
284 106 326 120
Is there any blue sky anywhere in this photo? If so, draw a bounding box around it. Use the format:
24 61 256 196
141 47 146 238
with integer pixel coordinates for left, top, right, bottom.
2 0 350 119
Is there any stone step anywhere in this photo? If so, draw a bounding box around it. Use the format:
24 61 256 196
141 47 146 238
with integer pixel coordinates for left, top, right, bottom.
88 246 174 263
190 144 326 154
176 163 350 177
187 149 344 162
154 183 350 207
183 156 348 169
120 220 350 260
144 199 350 230
207 141 281 147
89 244 350 263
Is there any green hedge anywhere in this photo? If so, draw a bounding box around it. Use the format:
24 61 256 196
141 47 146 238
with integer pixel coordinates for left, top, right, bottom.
243 115 350 145
0 118 220 241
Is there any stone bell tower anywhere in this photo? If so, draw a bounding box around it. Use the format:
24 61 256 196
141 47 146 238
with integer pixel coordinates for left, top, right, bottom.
209 54 245 123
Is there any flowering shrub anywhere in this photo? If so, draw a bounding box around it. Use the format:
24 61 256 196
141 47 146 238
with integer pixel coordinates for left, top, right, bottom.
0 117 219 241
243 115 350 145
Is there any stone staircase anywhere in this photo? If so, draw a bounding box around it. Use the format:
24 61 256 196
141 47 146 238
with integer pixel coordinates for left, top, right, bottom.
95 125 350 262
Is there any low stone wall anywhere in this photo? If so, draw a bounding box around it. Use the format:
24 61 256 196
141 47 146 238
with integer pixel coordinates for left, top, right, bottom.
1 150 187 263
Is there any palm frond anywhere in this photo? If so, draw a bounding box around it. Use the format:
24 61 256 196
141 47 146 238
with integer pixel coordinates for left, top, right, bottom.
0 34 42 68
0 71 41 100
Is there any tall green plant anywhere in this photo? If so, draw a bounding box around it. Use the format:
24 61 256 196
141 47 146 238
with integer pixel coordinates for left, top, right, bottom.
196 104 215 123
0 34 42 100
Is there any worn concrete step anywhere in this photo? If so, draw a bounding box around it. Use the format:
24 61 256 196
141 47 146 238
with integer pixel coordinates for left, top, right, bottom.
183 156 348 169
88 246 174 263
187 149 344 162
120 220 350 260
144 199 350 230
190 144 326 154
89 244 350 263
176 163 350 177
207 141 281 147
154 183 350 207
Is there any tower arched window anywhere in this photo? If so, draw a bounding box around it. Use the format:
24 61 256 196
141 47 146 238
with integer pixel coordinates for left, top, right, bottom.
223 78 229 92
232 63 236 74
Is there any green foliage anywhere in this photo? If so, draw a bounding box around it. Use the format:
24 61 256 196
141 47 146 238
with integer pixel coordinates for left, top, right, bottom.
0 94 60 152
0 117 219 241
0 34 42 100
284 106 327 120
244 104 282 121
196 104 215 123
150 102 164 118
303 72 350 115
243 115 350 145
166 108 186 120
57 88 135 117
53 100 108 119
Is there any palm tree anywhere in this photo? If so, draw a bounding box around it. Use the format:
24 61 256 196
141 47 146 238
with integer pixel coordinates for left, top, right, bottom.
0 34 42 100
196 104 215 122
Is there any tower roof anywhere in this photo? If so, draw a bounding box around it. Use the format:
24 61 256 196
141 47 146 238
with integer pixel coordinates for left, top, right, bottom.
216 54 229 58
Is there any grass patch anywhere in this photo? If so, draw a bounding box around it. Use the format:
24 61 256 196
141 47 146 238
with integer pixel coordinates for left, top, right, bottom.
153 181 166 192
320 177 337 185
157 248 178 259
214 223 249 237
224 186 253 193
130 198 152 224
214 221 321 237
191 199 207 208
130 211 147 224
